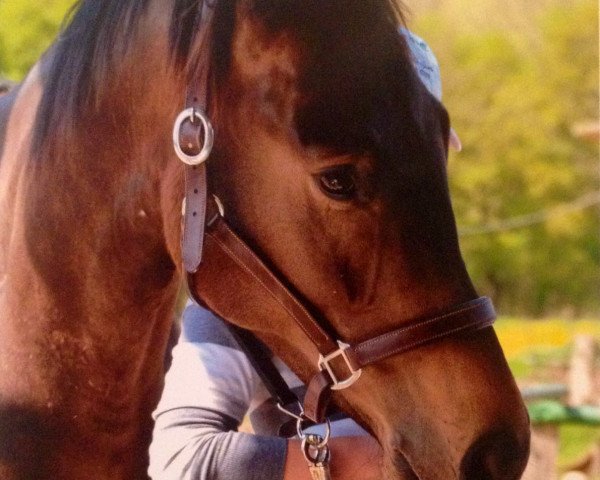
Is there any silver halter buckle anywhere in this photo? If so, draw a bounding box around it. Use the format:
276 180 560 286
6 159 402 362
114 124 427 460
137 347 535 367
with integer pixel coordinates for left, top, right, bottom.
172 107 214 166
318 341 362 391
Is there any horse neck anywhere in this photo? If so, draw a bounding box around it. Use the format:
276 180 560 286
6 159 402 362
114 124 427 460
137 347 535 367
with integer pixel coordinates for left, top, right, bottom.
0 32 183 473
0 2 196 475
28 53 182 339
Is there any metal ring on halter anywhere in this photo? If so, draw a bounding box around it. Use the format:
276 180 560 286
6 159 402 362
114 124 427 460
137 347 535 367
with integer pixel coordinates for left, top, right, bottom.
276 401 305 422
172 107 214 166
206 195 226 227
302 434 331 466
296 417 331 448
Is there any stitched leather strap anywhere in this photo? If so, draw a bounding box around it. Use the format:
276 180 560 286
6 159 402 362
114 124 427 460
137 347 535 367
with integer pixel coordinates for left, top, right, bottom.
304 297 496 421
203 217 339 354
350 296 496 367
304 370 334 423
188 212 497 422
180 0 215 273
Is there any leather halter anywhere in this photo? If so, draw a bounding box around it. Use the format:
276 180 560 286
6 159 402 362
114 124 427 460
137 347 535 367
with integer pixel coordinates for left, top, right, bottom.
174 1 497 424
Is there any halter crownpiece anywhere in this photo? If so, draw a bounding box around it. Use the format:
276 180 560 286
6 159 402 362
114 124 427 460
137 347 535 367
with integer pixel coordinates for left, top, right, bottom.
174 0 217 273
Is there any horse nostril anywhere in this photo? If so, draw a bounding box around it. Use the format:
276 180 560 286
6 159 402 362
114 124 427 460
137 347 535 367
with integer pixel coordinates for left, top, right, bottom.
460 428 530 480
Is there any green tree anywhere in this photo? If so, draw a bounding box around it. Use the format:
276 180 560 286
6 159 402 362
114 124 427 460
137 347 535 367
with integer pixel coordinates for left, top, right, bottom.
415 0 599 316
0 0 75 80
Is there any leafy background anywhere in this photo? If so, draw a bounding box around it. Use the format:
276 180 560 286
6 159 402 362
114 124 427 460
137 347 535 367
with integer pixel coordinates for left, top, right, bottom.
408 0 599 318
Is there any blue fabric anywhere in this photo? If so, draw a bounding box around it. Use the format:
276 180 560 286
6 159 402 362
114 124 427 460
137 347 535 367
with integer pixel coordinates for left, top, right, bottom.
400 28 443 100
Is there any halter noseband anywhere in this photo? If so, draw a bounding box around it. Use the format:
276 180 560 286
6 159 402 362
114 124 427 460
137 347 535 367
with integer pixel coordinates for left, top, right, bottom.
173 1 497 424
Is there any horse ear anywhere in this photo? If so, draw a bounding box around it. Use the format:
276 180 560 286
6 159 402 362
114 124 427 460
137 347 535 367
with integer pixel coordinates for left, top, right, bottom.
449 127 462 152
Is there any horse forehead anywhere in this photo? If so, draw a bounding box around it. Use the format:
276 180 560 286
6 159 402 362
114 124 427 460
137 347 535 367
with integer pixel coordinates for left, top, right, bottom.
228 17 396 117
230 6 399 82
224 6 431 155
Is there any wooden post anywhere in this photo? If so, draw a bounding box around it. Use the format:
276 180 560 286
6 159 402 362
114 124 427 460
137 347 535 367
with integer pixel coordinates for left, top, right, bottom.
561 472 588 480
524 336 599 479
569 335 597 407
522 425 559 480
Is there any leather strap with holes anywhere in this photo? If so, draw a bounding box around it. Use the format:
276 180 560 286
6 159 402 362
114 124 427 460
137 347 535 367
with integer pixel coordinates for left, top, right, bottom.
181 0 215 273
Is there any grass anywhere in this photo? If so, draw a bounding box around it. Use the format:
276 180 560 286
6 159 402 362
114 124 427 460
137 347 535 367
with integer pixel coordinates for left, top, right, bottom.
496 317 600 380
495 317 600 466
495 317 600 361
559 424 600 467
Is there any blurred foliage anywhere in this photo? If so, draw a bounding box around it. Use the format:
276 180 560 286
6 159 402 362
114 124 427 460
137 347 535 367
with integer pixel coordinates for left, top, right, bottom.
0 0 76 80
412 0 599 317
560 424 600 467
496 317 600 464
496 317 600 360
497 317 600 378
1 0 598 316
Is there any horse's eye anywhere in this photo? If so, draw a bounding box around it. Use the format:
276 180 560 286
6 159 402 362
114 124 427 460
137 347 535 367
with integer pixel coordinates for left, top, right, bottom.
317 165 356 200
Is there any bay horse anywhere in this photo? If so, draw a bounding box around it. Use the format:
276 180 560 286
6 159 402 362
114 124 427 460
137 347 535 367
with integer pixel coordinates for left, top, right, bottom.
0 1 530 479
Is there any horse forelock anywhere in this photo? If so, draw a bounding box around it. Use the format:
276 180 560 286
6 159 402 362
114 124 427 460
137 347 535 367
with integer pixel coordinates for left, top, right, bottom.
230 0 441 177
31 0 410 160
31 0 215 160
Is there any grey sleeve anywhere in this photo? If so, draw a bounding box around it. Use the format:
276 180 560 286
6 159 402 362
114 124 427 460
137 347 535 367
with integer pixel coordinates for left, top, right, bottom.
149 407 287 480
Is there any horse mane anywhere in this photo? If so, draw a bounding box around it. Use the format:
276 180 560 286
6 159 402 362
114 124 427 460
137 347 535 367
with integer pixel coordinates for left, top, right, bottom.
32 0 406 158
32 0 202 155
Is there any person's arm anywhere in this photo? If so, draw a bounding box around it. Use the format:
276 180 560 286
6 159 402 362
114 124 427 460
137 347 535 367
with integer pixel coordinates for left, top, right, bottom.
284 436 382 480
149 306 287 480
150 407 287 480
149 305 384 479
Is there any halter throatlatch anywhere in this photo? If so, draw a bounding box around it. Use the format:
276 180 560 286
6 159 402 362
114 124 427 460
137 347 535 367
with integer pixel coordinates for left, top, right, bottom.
177 0 498 425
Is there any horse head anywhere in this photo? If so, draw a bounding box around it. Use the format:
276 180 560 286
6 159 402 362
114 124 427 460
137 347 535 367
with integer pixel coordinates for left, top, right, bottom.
186 1 530 478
